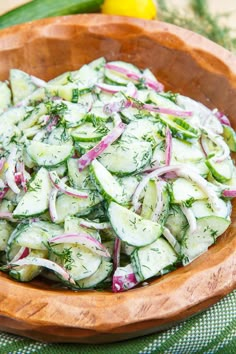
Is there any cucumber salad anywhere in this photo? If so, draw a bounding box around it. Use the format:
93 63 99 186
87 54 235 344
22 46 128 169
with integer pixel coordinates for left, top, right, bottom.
0 57 235 292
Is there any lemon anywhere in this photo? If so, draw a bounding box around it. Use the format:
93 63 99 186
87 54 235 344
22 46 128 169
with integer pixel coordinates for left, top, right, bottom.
101 0 157 20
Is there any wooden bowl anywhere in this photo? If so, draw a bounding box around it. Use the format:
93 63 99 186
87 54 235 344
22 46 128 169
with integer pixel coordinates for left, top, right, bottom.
0 14 235 344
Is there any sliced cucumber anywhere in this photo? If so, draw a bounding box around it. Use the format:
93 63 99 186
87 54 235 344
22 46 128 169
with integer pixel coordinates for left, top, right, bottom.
26 141 73 167
131 237 177 282
121 118 162 144
9 249 47 282
46 84 86 103
18 102 47 130
0 220 13 251
98 140 152 176
13 221 63 250
61 101 88 127
13 168 51 218
71 121 113 142
90 160 127 204
181 216 230 264
206 157 233 183
55 191 102 223
108 202 162 247
47 127 73 146
67 159 95 190
223 125 236 152
116 175 141 203
76 258 113 288
64 215 100 242
0 81 11 114
171 178 206 204
190 197 229 219
49 243 102 281
10 69 37 104
141 180 169 225
165 206 188 242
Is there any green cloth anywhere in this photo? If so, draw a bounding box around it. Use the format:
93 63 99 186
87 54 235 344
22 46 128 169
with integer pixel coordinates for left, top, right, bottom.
0 290 235 354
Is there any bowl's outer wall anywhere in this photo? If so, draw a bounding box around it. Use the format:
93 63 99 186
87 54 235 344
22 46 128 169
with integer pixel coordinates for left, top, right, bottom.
0 15 235 343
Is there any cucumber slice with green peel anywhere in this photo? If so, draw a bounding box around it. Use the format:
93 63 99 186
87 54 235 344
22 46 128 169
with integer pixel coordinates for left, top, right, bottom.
0 82 11 114
0 220 13 251
108 202 163 247
18 102 48 130
26 141 73 167
90 160 127 205
64 216 101 242
149 91 181 110
158 114 199 141
181 216 230 264
55 192 102 223
223 125 236 152
141 180 170 225
121 118 163 143
165 206 188 242
120 106 148 123
206 157 233 183
47 127 73 146
49 243 102 281
131 237 177 282
0 106 27 126
76 258 113 289
12 221 63 251
170 178 206 204
190 199 229 219
71 121 113 142
10 69 37 104
98 140 152 176
67 159 95 190
105 61 141 85
13 168 51 218
46 84 89 103
116 175 141 203
9 249 47 282
58 101 88 128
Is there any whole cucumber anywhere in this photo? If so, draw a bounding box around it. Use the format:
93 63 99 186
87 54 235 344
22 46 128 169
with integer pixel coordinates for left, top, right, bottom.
0 0 104 30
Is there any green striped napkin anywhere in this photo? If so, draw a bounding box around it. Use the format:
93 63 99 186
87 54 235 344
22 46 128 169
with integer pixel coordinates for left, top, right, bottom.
1 290 235 354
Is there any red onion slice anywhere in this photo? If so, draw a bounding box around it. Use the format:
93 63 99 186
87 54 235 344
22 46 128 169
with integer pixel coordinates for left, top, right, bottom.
50 233 110 258
180 205 197 234
178 168 222 212
112 264 138 293
5 147 20 194
151 180 166 222
79 220 110 230
96 83 126 94
214 110 231 127
78 114 126 171
165 127 172 166
9 257 75 284
49 186 59 223
0 187 9 200
222 189 236 198
49 171 88 199
163 227 181 253
132 165 183 212
140 103 193 117
105 63 164 92
113 238 121 271
10 247 30 263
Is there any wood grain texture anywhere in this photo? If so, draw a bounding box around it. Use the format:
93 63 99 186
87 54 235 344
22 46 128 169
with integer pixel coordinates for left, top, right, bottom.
0 14 235 343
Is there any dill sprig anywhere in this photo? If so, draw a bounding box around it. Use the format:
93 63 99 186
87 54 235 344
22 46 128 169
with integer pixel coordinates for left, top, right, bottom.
157 0 236 52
